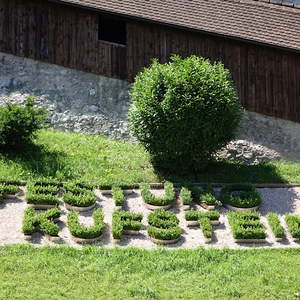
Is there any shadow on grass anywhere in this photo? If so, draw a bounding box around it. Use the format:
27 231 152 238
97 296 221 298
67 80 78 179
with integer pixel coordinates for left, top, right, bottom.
155 159 290 184
0 142 74 180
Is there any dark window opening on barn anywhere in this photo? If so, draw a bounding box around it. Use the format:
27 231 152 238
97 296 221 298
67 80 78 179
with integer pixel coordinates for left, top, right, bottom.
99 16 127 46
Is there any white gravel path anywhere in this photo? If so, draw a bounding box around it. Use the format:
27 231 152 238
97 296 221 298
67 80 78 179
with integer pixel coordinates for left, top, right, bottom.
0 187 299 249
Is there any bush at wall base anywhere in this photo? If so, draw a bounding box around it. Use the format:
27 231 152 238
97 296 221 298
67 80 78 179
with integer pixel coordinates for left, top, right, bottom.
128 55 243 172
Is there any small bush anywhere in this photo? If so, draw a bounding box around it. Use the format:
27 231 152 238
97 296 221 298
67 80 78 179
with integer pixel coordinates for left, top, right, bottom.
64 182 94 194
187 184 218 206
63 191 95 207
67 209 105 239
198 217 213 239
185 211 220 222
128 55 243 172
220 184 261 208
147 210 181 241
0 179 21 186
179 187 192 205
22 207 61 236
141 182 175 206
0 184 19 195
267 213 284 239
73 182 95 191
112 211 143 239
32 179 61 187
285 215 300 239
25 192 59 206
228 211 266 240
0 97 47 149
27 183 59 195
112 186 125 207
185 211 220 239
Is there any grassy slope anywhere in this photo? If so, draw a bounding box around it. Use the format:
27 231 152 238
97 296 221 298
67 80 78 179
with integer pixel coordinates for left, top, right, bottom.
0 245 299 300
0 129 300 184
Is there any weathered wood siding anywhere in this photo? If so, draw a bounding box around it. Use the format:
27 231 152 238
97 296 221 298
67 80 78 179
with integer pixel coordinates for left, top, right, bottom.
0 0 299 122
0 0 127 79
127 22 300 123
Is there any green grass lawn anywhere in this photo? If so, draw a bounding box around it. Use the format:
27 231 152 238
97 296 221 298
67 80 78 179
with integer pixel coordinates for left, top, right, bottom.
0 245 299 300
0 129 300 184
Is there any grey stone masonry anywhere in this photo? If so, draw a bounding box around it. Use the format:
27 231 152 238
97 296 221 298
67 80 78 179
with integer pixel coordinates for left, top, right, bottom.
1 51 300 163
0 52 131 139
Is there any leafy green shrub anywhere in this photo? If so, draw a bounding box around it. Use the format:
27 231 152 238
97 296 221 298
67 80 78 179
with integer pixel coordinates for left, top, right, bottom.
0 184 19 195
228 211 266 240
147 210 181 241
128 55 243 171
73 182 95 191
63 182 96 207
25 192 59 206
267 213 284 239
67 209 105 239
285 215 300 239
140 182 175 206
187 184 218 206
179 187 192 205
198 217 213 239
32 179 61 187
26 181 59 205
112 211 143 239
220 184 261 208
0 97 47 148
63 191 95 207
22 207 61 237
185 211 220 222
0 179 21 186
185 211 220 239
112 186 124 207
98 184 138 190
27 183 59 195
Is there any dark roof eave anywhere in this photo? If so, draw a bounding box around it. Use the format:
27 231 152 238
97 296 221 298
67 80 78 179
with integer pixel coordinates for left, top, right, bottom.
48 0 300 55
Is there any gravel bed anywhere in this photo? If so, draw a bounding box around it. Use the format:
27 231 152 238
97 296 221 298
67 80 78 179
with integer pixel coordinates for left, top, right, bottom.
0 187 299 249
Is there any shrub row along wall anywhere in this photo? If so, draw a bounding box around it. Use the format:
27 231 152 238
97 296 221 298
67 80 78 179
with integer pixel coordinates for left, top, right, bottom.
1 52 300 160
1 0 300 124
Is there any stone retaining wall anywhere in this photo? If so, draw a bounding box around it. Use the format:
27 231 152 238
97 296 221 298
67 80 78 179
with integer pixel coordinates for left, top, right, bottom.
0 52 300 162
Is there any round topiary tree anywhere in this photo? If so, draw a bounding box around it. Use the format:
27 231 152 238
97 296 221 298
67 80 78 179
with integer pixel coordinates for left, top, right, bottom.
128 55 243 172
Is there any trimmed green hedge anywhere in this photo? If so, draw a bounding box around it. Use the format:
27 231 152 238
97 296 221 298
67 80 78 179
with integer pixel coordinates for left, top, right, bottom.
147 210 181 241
25 192 59 206
220 184 261 208
185 211 220 222
267 213 284 239
63 191 95 207
112 186 124 207
0 179 21 186
32 179 60 187
22 207 61 237
285 215 300 239
67 209 105 239
185 211 220 239
0 184 19 195
179 187 192 205
198 217 213 239
141 181 175 206
112 211 143 239
188 184 218 206
228 211 266 240
27 183 59 195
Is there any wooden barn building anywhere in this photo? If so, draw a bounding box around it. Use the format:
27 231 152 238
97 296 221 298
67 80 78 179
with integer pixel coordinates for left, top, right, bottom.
0 0 300 124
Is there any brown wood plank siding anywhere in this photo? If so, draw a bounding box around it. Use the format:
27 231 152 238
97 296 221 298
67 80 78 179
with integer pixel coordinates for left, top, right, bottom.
0 1 299 123
126 22 300 123
0 0 127 79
